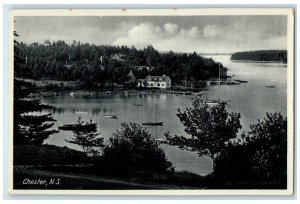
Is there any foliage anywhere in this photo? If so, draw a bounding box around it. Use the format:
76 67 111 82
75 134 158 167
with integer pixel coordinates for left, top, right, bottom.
14 79 59 145
66 129 104 157
14 31 59 145
215 112 287 188
247 112 287 181
98 123 173 177
231 50 287 63
14 41 226 86
165 97 241 171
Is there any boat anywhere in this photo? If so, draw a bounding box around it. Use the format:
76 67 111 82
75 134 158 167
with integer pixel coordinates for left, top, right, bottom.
142 104 163 126
206 99 228 106
58 117 97 131
75 111 88 114
205 63 229 106
101 114 118 119
234 79 248 83
266 85 275 88
58 123 97 131
192 92 204 96
142 122 163 126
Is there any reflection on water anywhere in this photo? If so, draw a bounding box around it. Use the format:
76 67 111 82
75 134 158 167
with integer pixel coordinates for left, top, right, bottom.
42 55 287 175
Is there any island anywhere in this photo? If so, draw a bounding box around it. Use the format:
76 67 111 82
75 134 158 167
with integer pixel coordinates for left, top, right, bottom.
230 50 287 63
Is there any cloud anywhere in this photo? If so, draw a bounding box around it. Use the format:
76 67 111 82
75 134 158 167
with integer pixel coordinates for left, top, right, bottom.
112 21 287 53
163 23 179 35
113 22 204 52
113 22 160 48
15 16 288 54
203 24 219 37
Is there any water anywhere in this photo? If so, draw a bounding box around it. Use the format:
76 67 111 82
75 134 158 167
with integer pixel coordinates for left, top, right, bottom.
42 55 287 175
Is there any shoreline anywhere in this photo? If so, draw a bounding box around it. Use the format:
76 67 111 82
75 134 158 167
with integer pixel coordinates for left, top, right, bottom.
38 89 206 98
17 77 248 98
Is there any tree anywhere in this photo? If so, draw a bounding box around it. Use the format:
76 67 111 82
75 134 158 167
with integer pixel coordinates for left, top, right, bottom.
14 30 26 77
165 97 241 172
14 41 226 85
214 112 287 188
246 112 287 182
14 79 59 145
99 123 173 177
66 127 104 157
14 30 58 145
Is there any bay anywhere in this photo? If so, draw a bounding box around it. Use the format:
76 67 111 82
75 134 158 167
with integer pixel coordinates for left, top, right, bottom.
42 54 287 175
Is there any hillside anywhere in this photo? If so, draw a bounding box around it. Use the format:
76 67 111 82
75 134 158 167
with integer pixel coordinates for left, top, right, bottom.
14 40 227 87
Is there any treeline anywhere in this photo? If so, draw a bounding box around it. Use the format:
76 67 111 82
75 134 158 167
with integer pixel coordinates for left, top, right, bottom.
230 50 287 63
14 40 225 86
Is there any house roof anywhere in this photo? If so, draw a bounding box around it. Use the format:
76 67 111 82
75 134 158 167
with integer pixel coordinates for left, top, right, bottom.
145 75 171 82
64 64 73 69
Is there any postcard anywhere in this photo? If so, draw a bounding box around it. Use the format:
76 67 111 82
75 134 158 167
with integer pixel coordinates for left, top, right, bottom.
8 8 294 195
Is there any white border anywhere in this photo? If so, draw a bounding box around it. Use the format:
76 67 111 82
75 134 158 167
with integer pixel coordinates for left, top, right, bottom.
7 8 295 196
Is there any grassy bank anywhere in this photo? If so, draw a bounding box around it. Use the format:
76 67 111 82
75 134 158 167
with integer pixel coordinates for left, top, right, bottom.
13 144 286 190
14 165 212 190
14 145 89 166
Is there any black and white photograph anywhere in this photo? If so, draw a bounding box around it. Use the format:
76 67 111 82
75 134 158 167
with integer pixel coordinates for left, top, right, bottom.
9 8 294 195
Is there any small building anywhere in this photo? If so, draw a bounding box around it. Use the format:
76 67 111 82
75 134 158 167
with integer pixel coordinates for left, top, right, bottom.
134 66 154 72
137 75 171 89
110 54 126 62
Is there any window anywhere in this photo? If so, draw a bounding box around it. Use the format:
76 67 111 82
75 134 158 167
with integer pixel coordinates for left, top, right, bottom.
150 83 153 86
157 83 160 86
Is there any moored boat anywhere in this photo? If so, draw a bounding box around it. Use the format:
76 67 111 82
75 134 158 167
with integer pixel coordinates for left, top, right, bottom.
58 116 97 131
142 122 163 126
101 114 118 119
58 123 97 131
142 104 163 126
206 63 230 106
206 100 227 106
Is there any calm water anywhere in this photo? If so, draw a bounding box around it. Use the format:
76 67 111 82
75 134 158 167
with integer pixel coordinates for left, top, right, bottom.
42 55 287 175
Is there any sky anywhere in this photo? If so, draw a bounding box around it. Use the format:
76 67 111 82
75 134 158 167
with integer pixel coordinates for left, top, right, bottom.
15 15 287 54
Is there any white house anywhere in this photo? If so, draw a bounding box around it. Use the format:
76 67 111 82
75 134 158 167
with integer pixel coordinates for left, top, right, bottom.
137 75 171 89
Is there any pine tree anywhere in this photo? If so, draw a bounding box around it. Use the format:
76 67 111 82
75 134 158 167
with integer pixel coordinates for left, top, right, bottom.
14 79 59 145
66 128 104 156
14 30 58 145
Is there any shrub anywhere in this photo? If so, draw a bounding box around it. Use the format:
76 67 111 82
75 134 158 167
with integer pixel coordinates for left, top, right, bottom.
96 123 173 177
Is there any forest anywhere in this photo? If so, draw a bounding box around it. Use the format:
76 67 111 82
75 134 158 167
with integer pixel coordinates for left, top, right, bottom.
230 50 287 63
14 40 226 88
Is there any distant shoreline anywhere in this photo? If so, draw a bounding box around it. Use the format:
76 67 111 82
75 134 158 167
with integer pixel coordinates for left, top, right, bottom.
230 50 287 63
230 59 287 65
